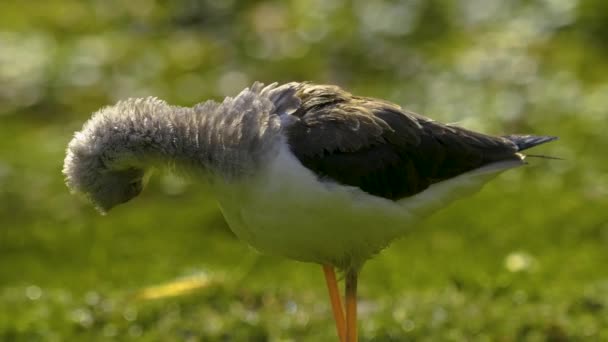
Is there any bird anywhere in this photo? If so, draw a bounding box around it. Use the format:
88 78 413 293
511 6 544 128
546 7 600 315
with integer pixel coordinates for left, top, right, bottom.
63 82 556 342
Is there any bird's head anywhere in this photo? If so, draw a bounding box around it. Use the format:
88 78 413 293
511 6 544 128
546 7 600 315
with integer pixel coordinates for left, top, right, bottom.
86 168 145 214
63 146 146 214
63 111 148 214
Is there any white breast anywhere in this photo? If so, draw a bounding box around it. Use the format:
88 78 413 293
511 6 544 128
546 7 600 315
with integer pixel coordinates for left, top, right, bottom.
211 141 524 270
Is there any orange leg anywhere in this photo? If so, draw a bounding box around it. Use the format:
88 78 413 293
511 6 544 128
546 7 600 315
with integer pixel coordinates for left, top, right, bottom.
323 265 346 342
345 270 358 342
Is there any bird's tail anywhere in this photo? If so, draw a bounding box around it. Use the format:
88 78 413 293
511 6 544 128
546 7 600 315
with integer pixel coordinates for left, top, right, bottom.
503 135 558 152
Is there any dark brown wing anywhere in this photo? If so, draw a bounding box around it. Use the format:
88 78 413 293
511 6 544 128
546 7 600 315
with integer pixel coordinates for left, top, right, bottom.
285 83 523 200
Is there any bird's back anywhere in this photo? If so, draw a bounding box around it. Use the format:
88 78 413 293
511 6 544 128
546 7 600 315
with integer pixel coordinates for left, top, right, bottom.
283 82 555 201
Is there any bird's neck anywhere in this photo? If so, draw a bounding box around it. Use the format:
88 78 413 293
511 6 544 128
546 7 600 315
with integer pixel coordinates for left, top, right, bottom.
79 93 281 180
84 99 213 178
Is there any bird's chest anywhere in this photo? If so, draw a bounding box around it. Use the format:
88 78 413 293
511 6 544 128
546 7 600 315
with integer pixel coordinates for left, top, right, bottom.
211 146 409 268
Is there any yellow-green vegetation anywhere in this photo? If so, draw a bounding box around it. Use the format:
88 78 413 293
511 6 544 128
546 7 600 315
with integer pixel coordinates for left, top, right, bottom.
1 1 606 340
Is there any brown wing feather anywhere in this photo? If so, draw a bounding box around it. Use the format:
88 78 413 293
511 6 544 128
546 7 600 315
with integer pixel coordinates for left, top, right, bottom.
285 83 521 200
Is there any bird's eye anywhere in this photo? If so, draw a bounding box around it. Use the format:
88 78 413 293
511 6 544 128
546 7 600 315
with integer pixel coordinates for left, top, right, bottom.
128 180 142 194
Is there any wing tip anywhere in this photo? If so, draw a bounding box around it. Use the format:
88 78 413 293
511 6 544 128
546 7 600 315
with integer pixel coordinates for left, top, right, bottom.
504 135 558 152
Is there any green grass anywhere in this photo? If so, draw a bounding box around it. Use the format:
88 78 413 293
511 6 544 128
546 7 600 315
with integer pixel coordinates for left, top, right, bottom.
1 0 607 340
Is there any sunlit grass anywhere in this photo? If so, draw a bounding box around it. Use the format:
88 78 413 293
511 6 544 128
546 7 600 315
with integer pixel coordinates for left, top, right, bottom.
1 0 607 340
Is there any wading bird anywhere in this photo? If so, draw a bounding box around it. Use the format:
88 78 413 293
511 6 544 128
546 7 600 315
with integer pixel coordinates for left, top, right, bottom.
63 82 556 342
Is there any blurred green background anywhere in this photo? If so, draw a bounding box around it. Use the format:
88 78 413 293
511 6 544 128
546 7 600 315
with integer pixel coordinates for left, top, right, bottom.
1 0 607 341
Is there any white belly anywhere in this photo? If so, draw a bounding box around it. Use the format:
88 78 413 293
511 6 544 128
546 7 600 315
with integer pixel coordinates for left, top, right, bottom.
212 144 523 270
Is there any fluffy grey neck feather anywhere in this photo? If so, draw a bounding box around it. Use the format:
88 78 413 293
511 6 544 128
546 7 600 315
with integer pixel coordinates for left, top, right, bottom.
63 83 296 199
